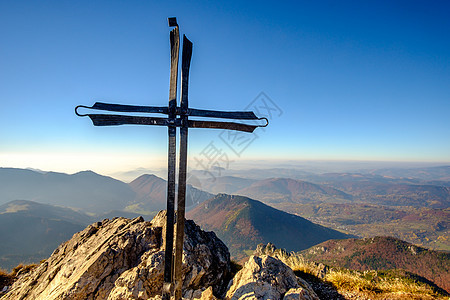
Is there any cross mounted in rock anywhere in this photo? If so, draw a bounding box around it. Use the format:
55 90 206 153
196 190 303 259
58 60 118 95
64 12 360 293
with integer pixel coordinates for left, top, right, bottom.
75 17 268 300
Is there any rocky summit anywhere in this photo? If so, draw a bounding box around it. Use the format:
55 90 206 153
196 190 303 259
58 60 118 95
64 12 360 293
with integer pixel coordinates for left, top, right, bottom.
1 212 231 299
1 213 318 300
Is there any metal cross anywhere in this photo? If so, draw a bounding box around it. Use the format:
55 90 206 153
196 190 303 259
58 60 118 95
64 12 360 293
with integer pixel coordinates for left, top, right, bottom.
75 17 267 300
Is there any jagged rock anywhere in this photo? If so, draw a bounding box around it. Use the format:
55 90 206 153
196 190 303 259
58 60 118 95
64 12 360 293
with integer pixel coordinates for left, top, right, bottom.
225 255 319 300
255 243 328 279
183 286 217 300
283 288 317 300
1 212 231 300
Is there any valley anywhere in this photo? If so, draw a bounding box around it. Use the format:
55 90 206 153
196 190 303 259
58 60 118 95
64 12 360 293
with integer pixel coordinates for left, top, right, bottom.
274 202 450 251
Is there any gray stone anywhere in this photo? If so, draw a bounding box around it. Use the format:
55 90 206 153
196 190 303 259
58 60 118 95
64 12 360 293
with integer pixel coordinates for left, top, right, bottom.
1 212 231 300
225 255 318 300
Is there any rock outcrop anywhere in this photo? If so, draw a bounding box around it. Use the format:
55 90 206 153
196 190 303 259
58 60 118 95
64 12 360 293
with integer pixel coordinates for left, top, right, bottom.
2 213 320 300
226 255 319 300
255 243 328 279
1 212 231 300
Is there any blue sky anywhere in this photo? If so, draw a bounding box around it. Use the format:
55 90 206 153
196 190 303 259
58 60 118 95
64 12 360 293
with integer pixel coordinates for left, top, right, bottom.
1 0 449 175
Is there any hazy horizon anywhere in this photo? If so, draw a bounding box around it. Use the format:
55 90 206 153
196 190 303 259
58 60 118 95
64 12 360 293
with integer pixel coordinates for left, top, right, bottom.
2 159 448 183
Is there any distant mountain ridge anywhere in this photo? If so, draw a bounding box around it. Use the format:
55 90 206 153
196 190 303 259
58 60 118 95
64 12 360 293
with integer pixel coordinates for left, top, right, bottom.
273 202 450 251
235 177 353 204
0 199 162 271
0 200 87 271
315 173 450 208
0 200 92 225
128 174 213 213
187 194 351 259
190 176 257 194
0 168 135 214
368 165 450 181
192 172 450 208
0 168 212 215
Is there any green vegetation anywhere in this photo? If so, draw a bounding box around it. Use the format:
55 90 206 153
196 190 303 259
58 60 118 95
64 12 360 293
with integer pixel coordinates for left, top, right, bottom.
123 204 158 216
223 207 247 231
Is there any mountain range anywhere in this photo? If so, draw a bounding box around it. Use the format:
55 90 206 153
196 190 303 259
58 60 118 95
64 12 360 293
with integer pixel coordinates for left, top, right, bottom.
193 173 450 208
0 168 134 214
2 167 449 215
273 202 450 251
0 168 211 215
367 165 450 182
312 173 450 208
0 200 87 270
187 194 351 259
235 177 353 204
1 166 449 271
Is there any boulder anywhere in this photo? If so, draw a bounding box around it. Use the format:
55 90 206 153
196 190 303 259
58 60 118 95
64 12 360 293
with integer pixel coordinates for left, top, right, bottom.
2 212 231 300
225 255 318 300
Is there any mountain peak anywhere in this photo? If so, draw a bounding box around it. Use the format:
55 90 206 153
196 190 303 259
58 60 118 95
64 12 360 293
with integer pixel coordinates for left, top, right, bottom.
131 173 165 184
187 194 350 259
72 170 97 175
2 214 232 299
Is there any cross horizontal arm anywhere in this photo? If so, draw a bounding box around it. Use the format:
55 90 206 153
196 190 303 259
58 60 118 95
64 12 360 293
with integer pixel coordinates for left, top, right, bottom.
83 113 265 132
77 102 168 114
188 108 258 120
188 120 257 132
86 114 173 127
76 103 260 120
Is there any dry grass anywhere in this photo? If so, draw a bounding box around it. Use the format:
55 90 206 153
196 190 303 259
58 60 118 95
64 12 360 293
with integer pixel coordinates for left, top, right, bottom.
0 268 13 292
325 270 378 292
1 263 38 296
376 275 441 295
11 263 37 277
255 244 328 277
326 269 449 299
0 269 8 277
255 243 449 299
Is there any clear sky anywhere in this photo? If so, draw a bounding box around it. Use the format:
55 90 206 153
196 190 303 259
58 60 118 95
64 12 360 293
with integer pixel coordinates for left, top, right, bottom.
1 0 449 176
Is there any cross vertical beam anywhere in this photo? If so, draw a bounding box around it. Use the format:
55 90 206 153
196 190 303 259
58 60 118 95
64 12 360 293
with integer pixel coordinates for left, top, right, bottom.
174 35 193 299
162 18 179 300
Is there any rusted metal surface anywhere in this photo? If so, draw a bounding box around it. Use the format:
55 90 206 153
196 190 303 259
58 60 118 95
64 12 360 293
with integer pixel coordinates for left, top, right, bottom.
75 17 268 300
174 35 192 300
76 103 260 120
75 113 267 132
162 21 180 300
188 119 261 132
187 108 258 119
77 102 168 114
